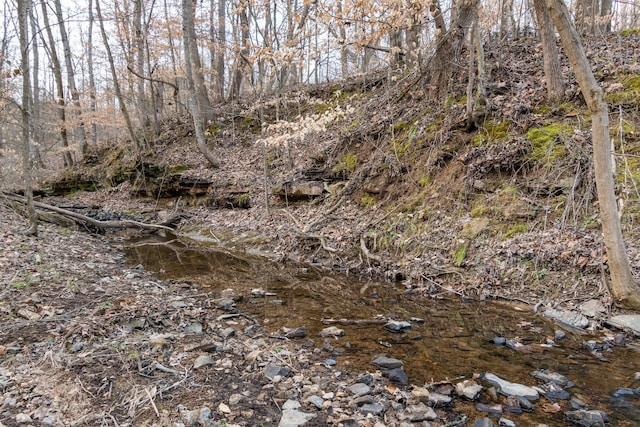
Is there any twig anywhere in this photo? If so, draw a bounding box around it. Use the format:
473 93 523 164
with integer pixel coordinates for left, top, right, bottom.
360 234 382 263
319 317 387 325
144 387 160 418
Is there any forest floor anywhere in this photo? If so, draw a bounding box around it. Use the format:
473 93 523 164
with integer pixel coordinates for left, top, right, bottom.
2 33 640 426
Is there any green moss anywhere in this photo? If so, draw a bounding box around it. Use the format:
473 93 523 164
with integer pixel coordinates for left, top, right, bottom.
472 119 511 146
503 223 527 239
526 122 572 164
532 105 552 115
169 163 188 175
621 28 640 37
346 118 360 131
333 153 358 175
360 193 376 208
236 193 251 208
471 205 487 217
453 245 467 267
313 102 333 114
206 124 221 137
605 75 640 105
418 174 431 187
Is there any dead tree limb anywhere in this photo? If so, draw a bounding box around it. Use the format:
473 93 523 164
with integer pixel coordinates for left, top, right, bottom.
2 192 175 232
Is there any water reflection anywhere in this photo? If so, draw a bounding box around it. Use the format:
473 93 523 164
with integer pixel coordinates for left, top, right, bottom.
123 235 640 425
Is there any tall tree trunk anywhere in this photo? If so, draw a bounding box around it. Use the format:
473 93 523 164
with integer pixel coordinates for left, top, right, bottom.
29 7 41 144
53 0 88 155
534 0 564 103
546 0 640 309
599 0 613 33
183 0 212 120
230 0 251 98
217 0 226 100
95 0 144 150
163 0 181 115
87 0 98 144
18 0 37 236
41 0 74 167
499 0 515 40
183 0 220 168
134 0 149 129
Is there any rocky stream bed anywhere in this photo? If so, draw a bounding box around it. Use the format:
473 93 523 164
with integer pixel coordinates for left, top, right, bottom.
1 200 640 427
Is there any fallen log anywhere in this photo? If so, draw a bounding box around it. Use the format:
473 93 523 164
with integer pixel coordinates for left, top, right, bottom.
2 192 175 232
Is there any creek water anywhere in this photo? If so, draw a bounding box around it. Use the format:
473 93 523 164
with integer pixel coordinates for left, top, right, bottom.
124 234 640 426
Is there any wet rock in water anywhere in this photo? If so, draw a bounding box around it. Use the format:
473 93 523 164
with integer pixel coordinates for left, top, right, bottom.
564 409 608 427
517 395 535 412
278 400 316 427
360 402 385 415
410 317 425 323
371 355 403 369
407 402 437 421
498 417 516 427
348 383 371 396
483 373 539 401
384 367 408 386
265 363 291 380
607 315 640 336
492 337 507 346
473 418 495 427
384 320 411 333
579 299 607 318
456 379 483 400
476 403 503 416
319 326 345 337
282 326 307 339
193 355 215 369
543 308 589 329
504 396 522 414
554 330 566 340
530 369 573 387
538 382 571 400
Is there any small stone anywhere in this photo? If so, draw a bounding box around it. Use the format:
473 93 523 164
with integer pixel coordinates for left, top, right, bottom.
554 330 566 340
16 413 32 423
613 333 626 346
220 327 236 338
71 342 84 353
360 403 384 415
492 337 506 346
265 364 290 380
473 418 495 427
407 402 437 421
498 417 516 427
348 383 371 396
282 326 307 339
229 393 243 405
193 355 215 369
371 355 403 369
278 408 315 427
218 402 231 414
517 396 534 412
356 373 374 385
579 299 606 317
504 396 522 414
476 403 503 416
306 395 324 409
530 369 573 387
483 373 539 401
199 407 212 421
565 409 608 427
324 358 337 367
385 367 409 386
543 308 589 329
384 320 412 333
456 380 483 400
319 326 344 337
183 323 203 334
213 298 236 311
428 392 452 407
282 400 301 410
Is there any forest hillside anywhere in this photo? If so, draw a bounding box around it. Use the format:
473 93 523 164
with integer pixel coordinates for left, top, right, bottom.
44 31 640 309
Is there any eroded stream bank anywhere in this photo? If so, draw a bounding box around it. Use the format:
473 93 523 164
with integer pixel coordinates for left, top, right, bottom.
124 233 640 426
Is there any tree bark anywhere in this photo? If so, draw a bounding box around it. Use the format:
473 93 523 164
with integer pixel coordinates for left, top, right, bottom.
53 0 88 155
87 0 98 144
183 0 221 168
533 0 564 103
18 0 38 236
95 0 144 150
546 0 640 309
183 0 212 120
217 0 226 100
41 0 74 167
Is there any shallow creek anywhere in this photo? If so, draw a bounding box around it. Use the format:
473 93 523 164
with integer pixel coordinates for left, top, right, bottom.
124 234 640 425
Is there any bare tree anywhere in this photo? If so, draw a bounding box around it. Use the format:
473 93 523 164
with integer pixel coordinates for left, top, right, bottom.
41 0 74 167
546 0 640 309
53 0 88 154
533 0 564 103
87 0 98 144
183 0 213 119
95 0 144 150
183 0 220 168
18 0 37 235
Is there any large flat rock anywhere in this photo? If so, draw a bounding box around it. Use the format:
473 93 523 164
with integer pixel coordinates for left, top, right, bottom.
607 315 640 336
